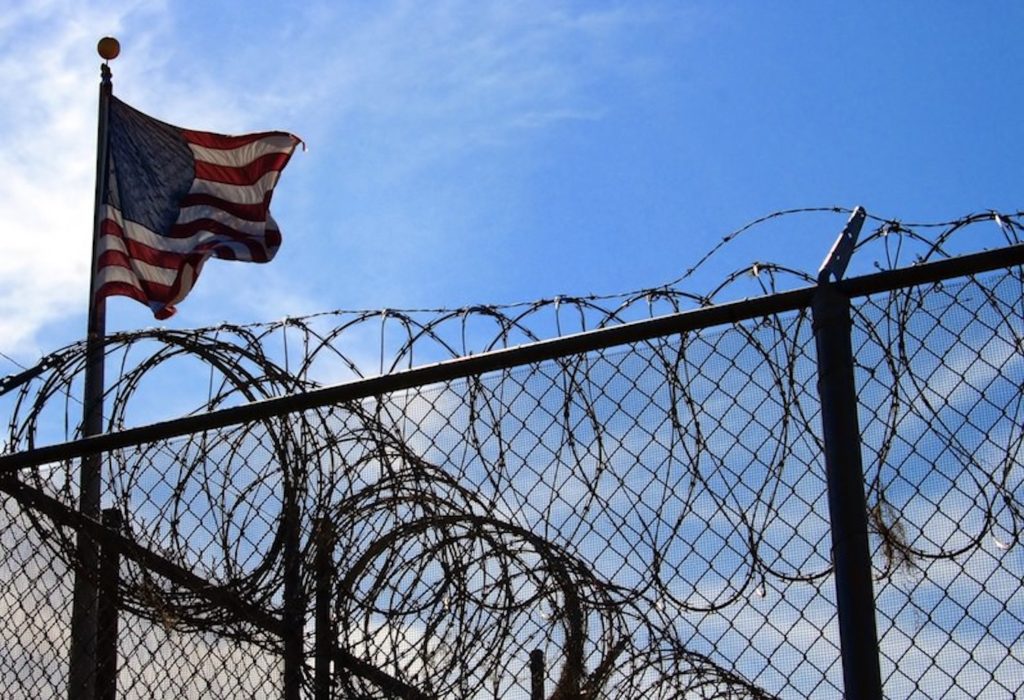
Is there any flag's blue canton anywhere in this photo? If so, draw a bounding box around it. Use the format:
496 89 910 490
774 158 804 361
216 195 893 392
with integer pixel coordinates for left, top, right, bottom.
107 99 194 236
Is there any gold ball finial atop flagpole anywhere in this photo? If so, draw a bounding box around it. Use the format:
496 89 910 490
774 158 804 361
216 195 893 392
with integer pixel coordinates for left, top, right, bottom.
97 37 120 61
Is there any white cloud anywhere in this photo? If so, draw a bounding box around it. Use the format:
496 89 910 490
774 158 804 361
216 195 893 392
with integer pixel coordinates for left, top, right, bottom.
0 1 681 355
277 2 655 173
0 1 168 356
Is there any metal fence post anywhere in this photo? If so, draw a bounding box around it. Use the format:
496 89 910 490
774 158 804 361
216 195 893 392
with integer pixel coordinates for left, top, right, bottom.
314 518 335 700
813 206 883 699
530 649 545 700
282 460 304 700
96 508 122 700
813 284 884 698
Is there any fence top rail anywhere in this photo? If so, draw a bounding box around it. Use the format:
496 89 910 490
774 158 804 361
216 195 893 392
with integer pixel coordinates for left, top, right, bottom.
1 241 1021 475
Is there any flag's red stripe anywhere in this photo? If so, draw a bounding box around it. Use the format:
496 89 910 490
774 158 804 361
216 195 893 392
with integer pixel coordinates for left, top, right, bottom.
101 234 254 299
181 129 295 150
265 227 281 251
99 282 177 318
179 192 271 221
103 216 273 265
96 282 155 312
167 219 270 261
96 274 175 305
194 151 295 186
100 220 190 270
98 247 150 274
97 246 197 284
97 241 187 319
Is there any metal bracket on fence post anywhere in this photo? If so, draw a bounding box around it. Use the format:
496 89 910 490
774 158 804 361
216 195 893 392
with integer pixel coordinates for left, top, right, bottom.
314 518 336 700
96 508 122 700
813 205 883 699
818 207 867 284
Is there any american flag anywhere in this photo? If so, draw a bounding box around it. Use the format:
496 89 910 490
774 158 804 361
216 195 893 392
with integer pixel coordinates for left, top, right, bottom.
95 96 301 319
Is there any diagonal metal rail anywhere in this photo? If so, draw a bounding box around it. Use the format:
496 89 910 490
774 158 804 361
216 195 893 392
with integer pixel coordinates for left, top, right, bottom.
0 477 433 700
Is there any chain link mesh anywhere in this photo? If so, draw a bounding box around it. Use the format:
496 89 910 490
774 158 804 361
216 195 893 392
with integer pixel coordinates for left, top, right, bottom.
856 272 1024 699
0 209 1021 698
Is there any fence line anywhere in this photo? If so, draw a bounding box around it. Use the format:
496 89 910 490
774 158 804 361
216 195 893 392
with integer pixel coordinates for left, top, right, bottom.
0 209 1022 698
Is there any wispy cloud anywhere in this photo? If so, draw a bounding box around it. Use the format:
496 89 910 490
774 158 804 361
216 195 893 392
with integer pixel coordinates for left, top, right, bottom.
0 1 679 354
0 1 169 356
277 2 659 173
246 2 679 313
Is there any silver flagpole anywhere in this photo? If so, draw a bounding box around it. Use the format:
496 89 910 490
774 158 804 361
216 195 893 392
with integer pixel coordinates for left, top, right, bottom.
68 36 118 700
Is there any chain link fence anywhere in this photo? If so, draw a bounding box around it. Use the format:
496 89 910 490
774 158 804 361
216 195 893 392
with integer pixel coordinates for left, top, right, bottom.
0 210 1022 698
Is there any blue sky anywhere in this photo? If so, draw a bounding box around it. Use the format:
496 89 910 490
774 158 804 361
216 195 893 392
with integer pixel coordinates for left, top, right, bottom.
1 5 1022 696
2 1 1022 367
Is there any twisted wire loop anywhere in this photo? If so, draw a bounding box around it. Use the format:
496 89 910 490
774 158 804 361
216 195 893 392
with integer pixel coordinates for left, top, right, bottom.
0 208 1022 698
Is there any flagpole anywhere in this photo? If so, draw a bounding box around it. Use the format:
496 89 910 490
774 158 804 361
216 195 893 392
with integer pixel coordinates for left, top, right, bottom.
68 36 118 700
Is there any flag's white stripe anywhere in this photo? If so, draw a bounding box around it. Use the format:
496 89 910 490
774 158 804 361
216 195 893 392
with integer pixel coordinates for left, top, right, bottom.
98 228 182 275
101 205 260 256
96 265 144 292
169 264 197 306
97 261 195 311
175 203 269 236
187 171 284 205
97 256 178 288
188 135 295 165
101 210 219 254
